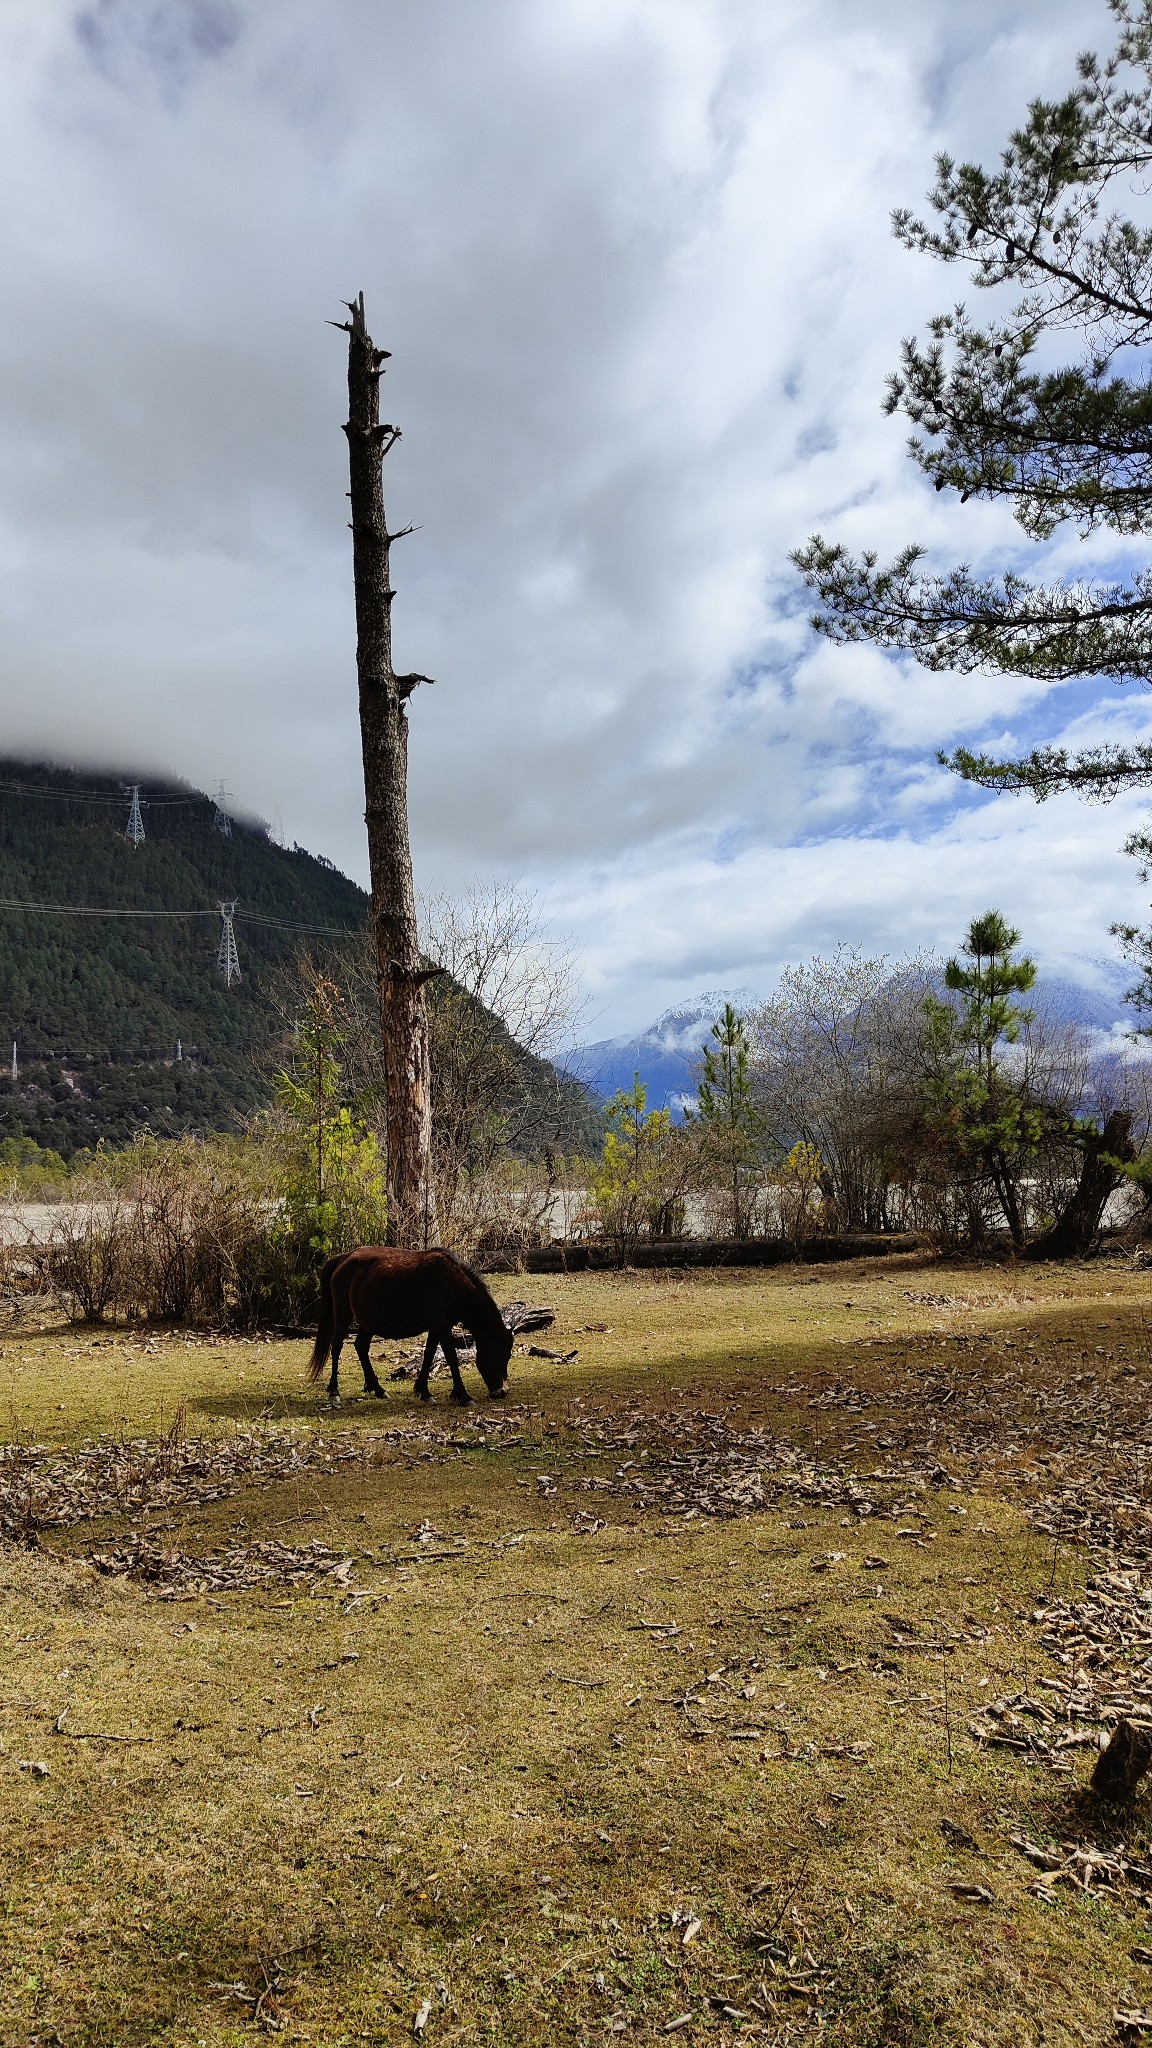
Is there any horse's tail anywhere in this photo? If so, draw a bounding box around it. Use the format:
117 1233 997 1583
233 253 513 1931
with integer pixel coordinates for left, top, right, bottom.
307 1255 345 1382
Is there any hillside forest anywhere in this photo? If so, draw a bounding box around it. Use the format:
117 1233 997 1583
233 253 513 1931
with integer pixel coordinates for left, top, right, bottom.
0 760 596 1165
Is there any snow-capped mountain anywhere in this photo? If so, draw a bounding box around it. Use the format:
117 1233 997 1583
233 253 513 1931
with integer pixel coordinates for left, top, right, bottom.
566 989 760 1110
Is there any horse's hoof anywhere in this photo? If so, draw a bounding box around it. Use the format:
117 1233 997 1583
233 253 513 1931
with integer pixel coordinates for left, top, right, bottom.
326 1397 341 1410
366 1385 387 1400
415 1386 432 1403
490 1385 507 1399
450 1389 472 1405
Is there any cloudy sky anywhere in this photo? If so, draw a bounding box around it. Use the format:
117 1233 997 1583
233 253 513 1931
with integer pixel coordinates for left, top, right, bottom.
0 0 1147 1034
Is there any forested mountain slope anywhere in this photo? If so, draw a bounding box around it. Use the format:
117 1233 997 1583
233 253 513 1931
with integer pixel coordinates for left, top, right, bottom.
0 761 598 1158
0 760 367 1150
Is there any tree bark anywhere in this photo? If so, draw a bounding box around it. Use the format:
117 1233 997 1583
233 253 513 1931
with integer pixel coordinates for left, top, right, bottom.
1024 1110 1135 1261
990 1151 1026 1249
339 292 435 1246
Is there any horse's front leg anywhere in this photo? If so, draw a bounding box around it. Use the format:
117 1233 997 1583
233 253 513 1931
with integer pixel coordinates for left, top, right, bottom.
354 1329 386 1398
442 1332 471 1405
413 1331 439 1402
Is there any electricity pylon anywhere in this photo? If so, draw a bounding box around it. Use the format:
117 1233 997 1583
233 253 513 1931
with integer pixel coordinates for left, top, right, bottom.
212 781 233 838
217 902 241 987
124 785 145 846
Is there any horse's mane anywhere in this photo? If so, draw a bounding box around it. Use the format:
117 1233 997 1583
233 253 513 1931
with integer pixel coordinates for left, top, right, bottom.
440 1249 504 1323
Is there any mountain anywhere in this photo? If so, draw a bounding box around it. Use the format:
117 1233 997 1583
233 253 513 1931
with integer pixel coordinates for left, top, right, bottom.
1033 966 1135 1040
0 759 368 1152
568 989 760 1111
0 759 597 1158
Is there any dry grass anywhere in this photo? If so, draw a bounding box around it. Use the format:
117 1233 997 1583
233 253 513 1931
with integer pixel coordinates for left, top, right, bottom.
1 1253 1151 2045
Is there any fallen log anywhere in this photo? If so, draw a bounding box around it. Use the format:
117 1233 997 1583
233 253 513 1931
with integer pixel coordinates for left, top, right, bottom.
522 1235 921 1273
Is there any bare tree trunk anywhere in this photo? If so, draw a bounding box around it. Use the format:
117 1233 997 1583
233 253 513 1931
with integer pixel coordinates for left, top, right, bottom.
1025 1110 1135 1261
338 292 436 1245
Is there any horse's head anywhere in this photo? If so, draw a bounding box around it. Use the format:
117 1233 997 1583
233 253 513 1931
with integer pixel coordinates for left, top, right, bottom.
478 1321 513 1397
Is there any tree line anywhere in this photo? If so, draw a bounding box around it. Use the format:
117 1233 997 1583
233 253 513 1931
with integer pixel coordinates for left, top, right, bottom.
590 911 1148 1261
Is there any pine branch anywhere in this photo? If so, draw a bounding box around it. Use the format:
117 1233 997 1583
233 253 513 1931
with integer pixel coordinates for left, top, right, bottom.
943 741 1152 799
792 539 1152 683
888 314 1152 538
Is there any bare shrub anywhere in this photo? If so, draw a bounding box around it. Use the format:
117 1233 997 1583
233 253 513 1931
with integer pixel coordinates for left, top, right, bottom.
774 1139 826 1246
30 1161 130 1320
750 951 935 1235
33 1138 297 1327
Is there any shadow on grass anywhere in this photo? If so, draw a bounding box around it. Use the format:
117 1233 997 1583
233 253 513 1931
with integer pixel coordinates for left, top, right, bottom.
1027 1779 1152 1848
187 1389 427 1426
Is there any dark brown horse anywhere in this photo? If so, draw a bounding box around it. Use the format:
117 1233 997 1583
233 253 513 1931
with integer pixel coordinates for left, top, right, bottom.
307 1246 513 1406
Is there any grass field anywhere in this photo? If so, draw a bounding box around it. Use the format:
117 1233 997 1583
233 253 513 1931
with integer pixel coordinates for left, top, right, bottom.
2 1253 1152 2046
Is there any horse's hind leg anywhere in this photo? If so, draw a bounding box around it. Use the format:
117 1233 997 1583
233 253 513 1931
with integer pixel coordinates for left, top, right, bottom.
413 1331 438 1402
355 1329 386 1398
442 1333 471 1405
327 1325 345 1408
325 1327 342 1409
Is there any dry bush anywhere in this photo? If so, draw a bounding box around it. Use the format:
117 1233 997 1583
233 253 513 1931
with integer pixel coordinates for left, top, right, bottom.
693 1169 775 1241
31 1137 305 1327
587 1087 700 1257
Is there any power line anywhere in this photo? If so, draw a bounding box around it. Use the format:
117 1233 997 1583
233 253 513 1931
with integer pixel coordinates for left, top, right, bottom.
0 899 359 937
0 902 214 918
241 909 360 937
0 779 210 807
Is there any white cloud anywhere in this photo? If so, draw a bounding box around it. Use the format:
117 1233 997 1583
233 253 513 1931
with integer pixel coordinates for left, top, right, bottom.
554 779 1151 1032
0 0 1139 1034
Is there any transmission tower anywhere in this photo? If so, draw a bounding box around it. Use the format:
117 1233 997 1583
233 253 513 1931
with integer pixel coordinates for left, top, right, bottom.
212 780 233 838
10 1042 16 1083
124 784 146 846
217 901 241 987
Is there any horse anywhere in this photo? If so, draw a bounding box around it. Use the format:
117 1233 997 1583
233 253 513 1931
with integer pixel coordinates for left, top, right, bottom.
307 1245 513 1407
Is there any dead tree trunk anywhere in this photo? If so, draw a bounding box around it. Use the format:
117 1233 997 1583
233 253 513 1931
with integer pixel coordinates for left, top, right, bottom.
338 292 436 1245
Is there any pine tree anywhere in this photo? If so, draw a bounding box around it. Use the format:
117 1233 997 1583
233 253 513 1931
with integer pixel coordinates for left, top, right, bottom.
793 1 1152 804
924 911 1040 1247
694 1003 761 1238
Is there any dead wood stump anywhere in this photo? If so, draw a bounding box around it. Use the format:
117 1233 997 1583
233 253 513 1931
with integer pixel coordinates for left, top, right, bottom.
1092 1719 1152 1800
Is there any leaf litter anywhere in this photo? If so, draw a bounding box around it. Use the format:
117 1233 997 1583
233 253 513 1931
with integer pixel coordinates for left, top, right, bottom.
86 1533 359 1597
0 1410 528 1589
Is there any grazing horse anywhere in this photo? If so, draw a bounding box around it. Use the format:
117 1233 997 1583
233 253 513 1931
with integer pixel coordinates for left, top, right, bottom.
307 1246 512 1407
